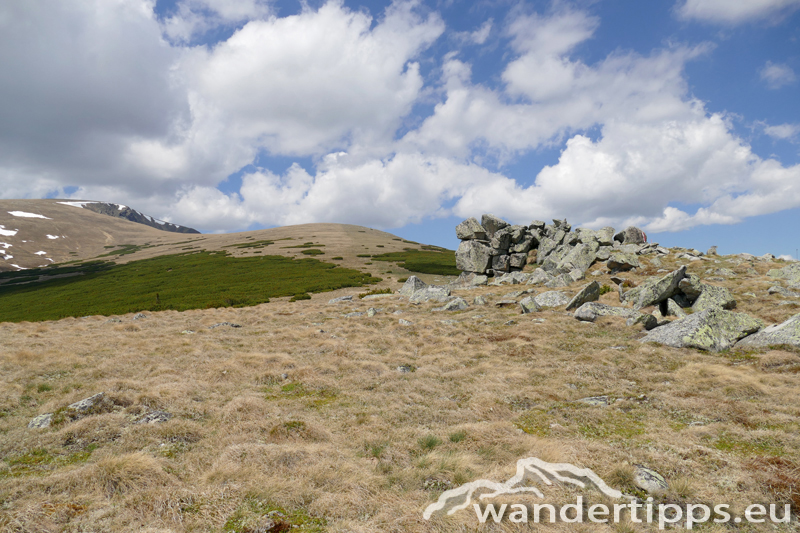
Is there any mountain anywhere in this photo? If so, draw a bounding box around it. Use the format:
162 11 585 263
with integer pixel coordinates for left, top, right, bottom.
59 201 200 233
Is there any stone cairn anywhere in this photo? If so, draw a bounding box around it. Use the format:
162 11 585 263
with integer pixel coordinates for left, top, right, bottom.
454 214 663 287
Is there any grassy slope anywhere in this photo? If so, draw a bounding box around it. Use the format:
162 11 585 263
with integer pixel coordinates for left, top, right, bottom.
0 251 381 322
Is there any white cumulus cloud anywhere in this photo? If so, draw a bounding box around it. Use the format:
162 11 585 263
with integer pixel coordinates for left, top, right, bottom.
676 0 800 24
760 61 797 89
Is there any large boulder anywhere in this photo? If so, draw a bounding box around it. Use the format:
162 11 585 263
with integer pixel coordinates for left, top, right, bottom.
692 285 736 312
409 286 451 303
556 243 598 275
491 254 510 273
541 244 571 272
614 226 647 245
596 227 615 246
572 302 653 329
491 271 530 285
455 217 487 240
526 268 554 285
490 226 513 252
623 266 687 310
678 274 703 301
509 253 527 269
455 240 492 273
639 309 763 352
481 214 509 238
534 291 571 308
536 237 560 265
565 281 600 311
735 313 800 349
399 276 427 296
607 252 639 271
433 297 468 312
519 295 541 314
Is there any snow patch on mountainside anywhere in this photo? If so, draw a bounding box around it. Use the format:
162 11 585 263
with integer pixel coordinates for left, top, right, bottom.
0 225 18 237
8 211 51 219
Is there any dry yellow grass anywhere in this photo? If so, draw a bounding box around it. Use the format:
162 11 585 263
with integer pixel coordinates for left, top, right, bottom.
0 251 799 532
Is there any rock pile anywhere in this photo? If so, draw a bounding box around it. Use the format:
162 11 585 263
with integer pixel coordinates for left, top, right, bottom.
455 214 664 285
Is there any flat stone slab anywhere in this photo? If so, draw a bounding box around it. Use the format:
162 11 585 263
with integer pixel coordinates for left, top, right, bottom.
640 308 763 352
735 313 800 349
534 291 570 308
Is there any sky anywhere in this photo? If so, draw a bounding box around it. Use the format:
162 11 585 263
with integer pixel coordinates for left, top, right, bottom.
1 0 799 256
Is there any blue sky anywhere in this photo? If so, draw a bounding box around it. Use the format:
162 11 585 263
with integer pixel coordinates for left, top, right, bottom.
1 0 799 256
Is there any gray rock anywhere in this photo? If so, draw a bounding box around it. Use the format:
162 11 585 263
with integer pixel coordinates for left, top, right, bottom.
367 307 378 317
433 297 468 312
596 227 615 246
678 274 703 301
68 392 106 413
662 298 687 318
399 319 413 326
132 313 147 320
634 465 668 495
399 276 427 296
534 291 571 308
529 219 546 230
473 295 487 305
735 313 800 349
455 217 487 240
544 274 571 288
510 235 534 254
209 322 242 328
568 268 585 282
481 214 509 238
573 302 641 322
491 254 510 273
577 396 609 406
490 226 513 251
509 253 527 269
624 266 687 310
361 294 393 301
565 281 600 311
328 295 353 304
625 313 658 330
450 272 488 288
692 285 736 312
556 243 598 275
455 240 492 273
607 252 639 271
706 246 718 256
136 411 172 424
28 413 53 429
409 286 451 303
344 312 364 318
492 271 530 285
519 295 541 314
614 226 647 245
769 286 800 298
526 268 554 285
649 257 662 267
639 308 763 351
536 237 560 265
595 246 612 261
495 300 518 308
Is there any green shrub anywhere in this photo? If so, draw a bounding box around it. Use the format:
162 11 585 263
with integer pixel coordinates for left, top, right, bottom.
418 434 442 451
331 257 344 260
290 293 312 301
358 288 392 299
301 249 324 255
599 284 613 295
370 248 459 276
0 252 381 322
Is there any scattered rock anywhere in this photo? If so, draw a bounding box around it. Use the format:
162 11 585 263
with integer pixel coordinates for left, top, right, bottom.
398 319 413 326
481 213 509 238
106 318 122 323
625 313 658 330
473 295 487 305
455 240 492 274
735 313 800 349
344 312 364 318
491 271 531 285
367 307 378 317
433 297 468 312
519 295 541 314
565 281 600 311
209 322 242 329
399 276 427 296
28 413 53 429
534 291 571 308
132 313 147 320
526 268 554 285
706 245 718 256
409 286 451 303
624 266 687 310
328 295 353 304
640 308 763 352
494 300 518 308
573 302 638 322
614 226 647 245
181 330 195 335
577 396 609 406
136 411 172 424
634 465 668 495
397 364 415 373
768 286 800 298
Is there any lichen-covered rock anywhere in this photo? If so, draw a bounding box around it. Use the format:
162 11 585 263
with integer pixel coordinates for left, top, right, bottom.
490 226 513 251
399 275 427 296
626 313 658 330
556 243 598 275
491 254 510 272
544 274 572 288
596 227 615 246
595 246 612 261
536 237 559 265
640 308 763 352
634 465 668 495
481 214 509 238
614 226 647 244
541 244 571 271
565 281 600 311
624 266 687 310
735 313 800 349
455 240 492 273
768 286 800 298
492 271 530 285
607 252 639 271
433 297 468 312
678 273 703 301
455 217 487 240
526 268 554 285
509 253 527 269
28 413 53 429
692 284 736 312
519 295 541 314
451 272 488 287
534 291 571 308
409 286 451 303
